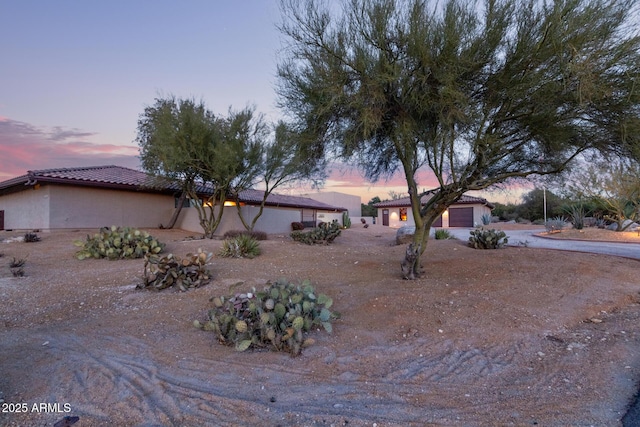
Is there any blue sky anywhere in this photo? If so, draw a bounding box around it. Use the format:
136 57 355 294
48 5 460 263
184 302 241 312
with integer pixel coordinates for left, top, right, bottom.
0 1 522 204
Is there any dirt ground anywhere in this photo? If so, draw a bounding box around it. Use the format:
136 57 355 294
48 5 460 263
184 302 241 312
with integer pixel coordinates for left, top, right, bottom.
1 224 640 426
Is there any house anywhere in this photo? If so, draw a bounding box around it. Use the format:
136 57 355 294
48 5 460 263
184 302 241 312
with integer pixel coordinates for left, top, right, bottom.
374 191 494 228
0 165 346 235
301 191 361 219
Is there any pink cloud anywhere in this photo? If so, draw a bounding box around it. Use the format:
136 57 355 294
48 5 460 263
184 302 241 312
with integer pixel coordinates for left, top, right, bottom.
0 118 140 181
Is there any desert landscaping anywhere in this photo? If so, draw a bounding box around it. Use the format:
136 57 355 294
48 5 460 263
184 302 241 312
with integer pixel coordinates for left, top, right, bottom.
1 224 640 426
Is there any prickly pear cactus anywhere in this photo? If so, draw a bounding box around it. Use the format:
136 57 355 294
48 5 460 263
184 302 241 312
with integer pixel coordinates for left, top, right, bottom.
290 221 342 245
468 228 509 249
73 226 165 260
138 249 213 291
196 278 337 356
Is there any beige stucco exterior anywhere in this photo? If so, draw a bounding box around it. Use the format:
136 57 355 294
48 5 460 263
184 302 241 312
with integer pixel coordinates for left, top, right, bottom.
0 186 345 235
377 203 492 228
0 184 174 230
176 204 345 235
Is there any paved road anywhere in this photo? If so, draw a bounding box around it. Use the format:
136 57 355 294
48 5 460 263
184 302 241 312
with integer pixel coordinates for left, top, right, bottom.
442 228 640 260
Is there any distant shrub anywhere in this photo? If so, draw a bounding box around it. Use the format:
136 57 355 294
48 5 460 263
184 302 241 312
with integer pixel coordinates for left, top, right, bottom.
24 232 40 243
223 229 268 241
291 222 305 231
468 228 508 249
545 216 568 233
218 234 261 258
481 213 492 225
291 221 341 245
9 257 26 277
434 229 454 240
74 226 164 260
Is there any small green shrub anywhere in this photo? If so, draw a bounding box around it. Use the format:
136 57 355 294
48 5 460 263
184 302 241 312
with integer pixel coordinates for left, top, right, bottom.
481 213 492 225
195 278 337 356
291 222 305 231
74 226 164 260
468 228 509 249
24 232 40 242
545 216 568 233
138 249 213 291
291 221 341 245
218 234 261 258
342 211 351 229
223 229 268 241
434 229 454 240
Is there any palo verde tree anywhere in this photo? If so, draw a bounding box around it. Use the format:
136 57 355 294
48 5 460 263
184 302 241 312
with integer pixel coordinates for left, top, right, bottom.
277 0 640 278
566 156 640 230
136 96 265 238
231 121 326 231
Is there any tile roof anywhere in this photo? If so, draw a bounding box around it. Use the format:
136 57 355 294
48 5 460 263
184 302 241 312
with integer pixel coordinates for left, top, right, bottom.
0 165 180 193
373 190 494 209
0 165 346 211
238 189 346 211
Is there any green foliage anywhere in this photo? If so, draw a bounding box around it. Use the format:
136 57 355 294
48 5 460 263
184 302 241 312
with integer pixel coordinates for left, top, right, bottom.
195 278 337 356
468 228 508 249
136 97 267 238
290 221 341 245
518 188 566 221
223 229 268 241
73 226 164 260
218 234 261 259
434 229 454 240
342 211 351 229
138 249 213 291
565 204 586 230
278 0 640 278
480 213 492 225
23 232 40 243
545 216 569 233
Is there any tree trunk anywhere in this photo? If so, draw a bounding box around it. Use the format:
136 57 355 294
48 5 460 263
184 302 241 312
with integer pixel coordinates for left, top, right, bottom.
401 223 429 279
161 192 186 229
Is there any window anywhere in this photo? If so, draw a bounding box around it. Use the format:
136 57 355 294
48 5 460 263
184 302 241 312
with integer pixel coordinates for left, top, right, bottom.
399 208 407 221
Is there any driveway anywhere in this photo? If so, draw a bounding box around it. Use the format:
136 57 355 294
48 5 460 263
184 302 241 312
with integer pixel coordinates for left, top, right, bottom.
442 227 640 260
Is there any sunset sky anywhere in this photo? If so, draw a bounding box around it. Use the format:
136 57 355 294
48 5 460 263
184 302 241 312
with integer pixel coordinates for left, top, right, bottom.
0 1 525 205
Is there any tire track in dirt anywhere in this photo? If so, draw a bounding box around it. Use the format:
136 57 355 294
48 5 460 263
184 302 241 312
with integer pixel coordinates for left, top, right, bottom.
0 324 628 426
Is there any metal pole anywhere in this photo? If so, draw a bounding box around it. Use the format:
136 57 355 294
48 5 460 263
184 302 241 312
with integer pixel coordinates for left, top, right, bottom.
543 186 547 223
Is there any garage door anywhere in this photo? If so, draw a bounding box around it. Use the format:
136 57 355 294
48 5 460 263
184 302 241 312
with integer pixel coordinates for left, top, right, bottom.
432 215 442 227
449 207 474 227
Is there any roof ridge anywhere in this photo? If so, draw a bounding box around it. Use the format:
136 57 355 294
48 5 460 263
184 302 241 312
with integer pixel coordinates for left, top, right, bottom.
29 165 126 175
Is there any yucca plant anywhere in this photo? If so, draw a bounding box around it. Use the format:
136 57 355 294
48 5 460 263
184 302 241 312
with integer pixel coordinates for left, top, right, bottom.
218 234 261 258
434 229 454 240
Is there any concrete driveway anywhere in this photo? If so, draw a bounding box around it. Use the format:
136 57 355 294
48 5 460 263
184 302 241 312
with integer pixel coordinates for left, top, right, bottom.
442 227 640 260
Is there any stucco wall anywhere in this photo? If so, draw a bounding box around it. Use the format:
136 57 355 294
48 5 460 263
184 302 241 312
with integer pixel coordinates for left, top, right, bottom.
0 185 51 230
303 191 361 218
177 204 305 235
48 185 175 229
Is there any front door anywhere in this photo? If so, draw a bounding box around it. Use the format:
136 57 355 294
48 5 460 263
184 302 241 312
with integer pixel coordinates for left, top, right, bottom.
0 210 4 230
382 209 389 226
